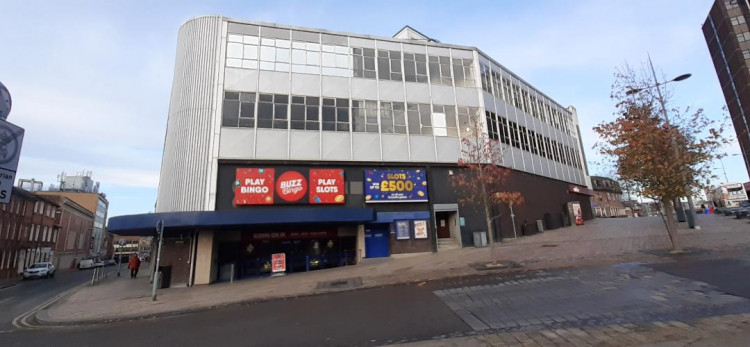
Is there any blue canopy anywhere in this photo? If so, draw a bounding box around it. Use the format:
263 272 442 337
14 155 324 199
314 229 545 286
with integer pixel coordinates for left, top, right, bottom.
108 207 376 236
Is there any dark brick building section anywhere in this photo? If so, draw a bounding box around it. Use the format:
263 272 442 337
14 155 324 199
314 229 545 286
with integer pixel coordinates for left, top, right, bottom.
0 187 59 280
43 195 94 270
703 0 750 178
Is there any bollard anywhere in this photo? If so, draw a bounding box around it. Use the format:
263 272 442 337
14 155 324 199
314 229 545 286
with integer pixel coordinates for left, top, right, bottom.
90 268 97 286
306 256 310 272
230 263 234 284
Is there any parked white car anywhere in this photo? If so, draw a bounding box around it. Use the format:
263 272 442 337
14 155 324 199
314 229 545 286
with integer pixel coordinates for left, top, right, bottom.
23 262 55 279
78 259 94 269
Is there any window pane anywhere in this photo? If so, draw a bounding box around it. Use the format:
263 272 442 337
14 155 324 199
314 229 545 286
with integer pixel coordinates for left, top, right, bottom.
238 118 254 128
291 121 305 130
306 121 319 130
322 106 335 122
274 104 288 119
222 100 239 127
306 105 319 121
257 103 273 119
240 101 254 118
225 91 239 100
291 104 305 121
323 122 335 131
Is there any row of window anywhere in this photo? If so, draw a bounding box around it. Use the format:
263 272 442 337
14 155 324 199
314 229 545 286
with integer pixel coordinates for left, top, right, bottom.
480 64 573 135
731 15 746 26
0 248 52 271
1 220 57 244
222 91 480 137
2 199 56 218
226 33 476 88
486 111 582 169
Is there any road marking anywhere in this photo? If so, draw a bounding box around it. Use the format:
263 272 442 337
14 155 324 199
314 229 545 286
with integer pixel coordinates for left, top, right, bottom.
0 296 13 305
12 281 88 330
0 330 15 334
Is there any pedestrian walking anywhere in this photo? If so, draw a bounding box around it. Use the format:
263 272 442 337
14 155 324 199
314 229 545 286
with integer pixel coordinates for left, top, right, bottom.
128 254 141 279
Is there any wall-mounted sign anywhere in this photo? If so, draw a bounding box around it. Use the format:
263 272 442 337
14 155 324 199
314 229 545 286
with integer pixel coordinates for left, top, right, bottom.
413 220 428 239
234 168 275 205
395 220 410 240
309 169 345 204
364 169 428 203
234 168 345 206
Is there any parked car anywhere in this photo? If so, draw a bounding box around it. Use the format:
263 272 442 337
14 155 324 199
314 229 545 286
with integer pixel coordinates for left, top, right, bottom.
78 259 95 269
23 262 55 279
103 259 117 266
94 260 105 268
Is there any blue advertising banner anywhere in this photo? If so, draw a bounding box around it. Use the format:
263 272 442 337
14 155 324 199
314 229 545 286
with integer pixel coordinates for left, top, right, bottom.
364 169 428 203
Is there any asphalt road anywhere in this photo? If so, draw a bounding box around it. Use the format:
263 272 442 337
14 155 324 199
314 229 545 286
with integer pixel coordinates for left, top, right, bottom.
0 269 91 332
4 256 750 346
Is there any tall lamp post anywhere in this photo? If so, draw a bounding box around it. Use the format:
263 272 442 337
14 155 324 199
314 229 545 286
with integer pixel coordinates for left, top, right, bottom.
718 153 740 183
625 55 698 229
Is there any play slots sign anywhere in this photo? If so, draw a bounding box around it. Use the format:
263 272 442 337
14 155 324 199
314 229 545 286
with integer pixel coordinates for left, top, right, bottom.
234 168 345 206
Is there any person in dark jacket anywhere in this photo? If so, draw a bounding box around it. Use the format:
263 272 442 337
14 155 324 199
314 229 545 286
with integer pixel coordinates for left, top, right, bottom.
128 255 141 279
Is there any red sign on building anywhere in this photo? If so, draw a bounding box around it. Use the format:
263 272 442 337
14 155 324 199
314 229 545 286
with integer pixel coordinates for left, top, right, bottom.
234 168 275 205
276 170 307 202
309 169 346 204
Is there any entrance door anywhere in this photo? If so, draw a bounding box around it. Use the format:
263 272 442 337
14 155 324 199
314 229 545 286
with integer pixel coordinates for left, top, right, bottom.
364 225 389 258
436 211 452 239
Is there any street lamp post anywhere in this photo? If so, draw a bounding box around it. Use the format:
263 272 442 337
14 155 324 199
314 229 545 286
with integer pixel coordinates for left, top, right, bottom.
625 55 698 229
718 154 740 183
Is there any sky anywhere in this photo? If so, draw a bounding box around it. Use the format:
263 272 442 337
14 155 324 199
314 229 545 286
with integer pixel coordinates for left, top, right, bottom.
0 0 746 218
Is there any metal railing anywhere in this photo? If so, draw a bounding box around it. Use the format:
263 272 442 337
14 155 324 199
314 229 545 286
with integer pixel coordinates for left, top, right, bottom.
89 264 121 286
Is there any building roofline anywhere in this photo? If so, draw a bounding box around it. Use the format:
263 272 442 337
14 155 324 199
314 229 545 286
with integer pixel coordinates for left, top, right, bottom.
213 17 573 112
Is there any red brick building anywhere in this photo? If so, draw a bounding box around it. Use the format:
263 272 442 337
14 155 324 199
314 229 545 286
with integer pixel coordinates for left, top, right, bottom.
43 196 94 270
0 187 59 280
591 176 628 218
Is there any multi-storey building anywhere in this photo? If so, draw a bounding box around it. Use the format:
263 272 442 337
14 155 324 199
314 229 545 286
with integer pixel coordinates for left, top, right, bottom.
109 17 593 287
42 195 95 270
37 189 108 258
0 187 59 280
703 0 750 178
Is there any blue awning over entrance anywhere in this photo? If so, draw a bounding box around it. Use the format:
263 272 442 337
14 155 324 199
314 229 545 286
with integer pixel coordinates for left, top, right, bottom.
371 211 431 224
108 207 376 236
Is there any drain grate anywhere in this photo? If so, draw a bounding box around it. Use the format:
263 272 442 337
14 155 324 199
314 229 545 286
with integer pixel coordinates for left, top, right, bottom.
316 277 363 290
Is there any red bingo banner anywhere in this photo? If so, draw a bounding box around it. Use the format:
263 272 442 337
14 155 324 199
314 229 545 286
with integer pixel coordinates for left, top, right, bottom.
234 168 345 206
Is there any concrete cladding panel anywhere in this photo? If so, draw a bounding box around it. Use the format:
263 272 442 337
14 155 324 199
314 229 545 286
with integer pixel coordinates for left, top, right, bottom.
409 135 437 162
224 68 258 92
322 132 352 160
378 80 405 102
219 128 255 159
291 74 321 96
255 129 289 159
455 87 480 107
435 137 460 163
351 78 378 100
157 16 222 213
352 133 382 161
258 70 290 94
381 134 410 161
404 83 431 104
289 130 321 160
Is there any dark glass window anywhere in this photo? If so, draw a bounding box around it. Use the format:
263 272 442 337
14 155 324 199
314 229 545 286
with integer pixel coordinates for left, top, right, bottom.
222 91 256 128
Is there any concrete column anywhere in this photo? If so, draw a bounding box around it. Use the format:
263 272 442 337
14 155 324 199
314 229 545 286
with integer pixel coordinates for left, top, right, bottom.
193 230 216 285
356 224 365 262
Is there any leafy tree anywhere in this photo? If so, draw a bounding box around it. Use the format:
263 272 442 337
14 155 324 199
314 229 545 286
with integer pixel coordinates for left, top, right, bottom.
593 64 729 252
451 114 524 263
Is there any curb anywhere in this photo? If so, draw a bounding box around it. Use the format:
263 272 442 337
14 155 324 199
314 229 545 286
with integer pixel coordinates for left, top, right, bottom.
0 281 19 290
32 266 527 327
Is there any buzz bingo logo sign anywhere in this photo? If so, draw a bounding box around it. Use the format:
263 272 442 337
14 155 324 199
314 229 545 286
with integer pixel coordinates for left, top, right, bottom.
234 168 345 206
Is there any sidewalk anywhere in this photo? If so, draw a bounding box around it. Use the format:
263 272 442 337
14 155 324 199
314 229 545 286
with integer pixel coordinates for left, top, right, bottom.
38 214 750 325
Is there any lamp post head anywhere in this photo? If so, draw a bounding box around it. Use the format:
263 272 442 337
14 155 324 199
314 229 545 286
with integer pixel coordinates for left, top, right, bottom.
671 73 692 82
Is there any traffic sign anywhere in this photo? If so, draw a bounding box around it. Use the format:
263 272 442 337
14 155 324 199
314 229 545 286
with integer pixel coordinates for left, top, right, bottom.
0 81 10 121
0 119 24 204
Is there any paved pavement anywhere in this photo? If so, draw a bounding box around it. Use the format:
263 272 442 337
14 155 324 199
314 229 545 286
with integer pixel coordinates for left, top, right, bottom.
38 214 750 325
5 256 750 346
0 269 90 332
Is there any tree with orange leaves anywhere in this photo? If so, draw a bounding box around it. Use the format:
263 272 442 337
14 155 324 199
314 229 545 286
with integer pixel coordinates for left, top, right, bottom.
594 64 729 252
451 113 524 263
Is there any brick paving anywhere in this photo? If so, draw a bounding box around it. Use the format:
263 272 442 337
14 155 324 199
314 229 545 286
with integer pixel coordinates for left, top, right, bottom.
392 314 750 346
433 263 750 334
38 214 750 324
